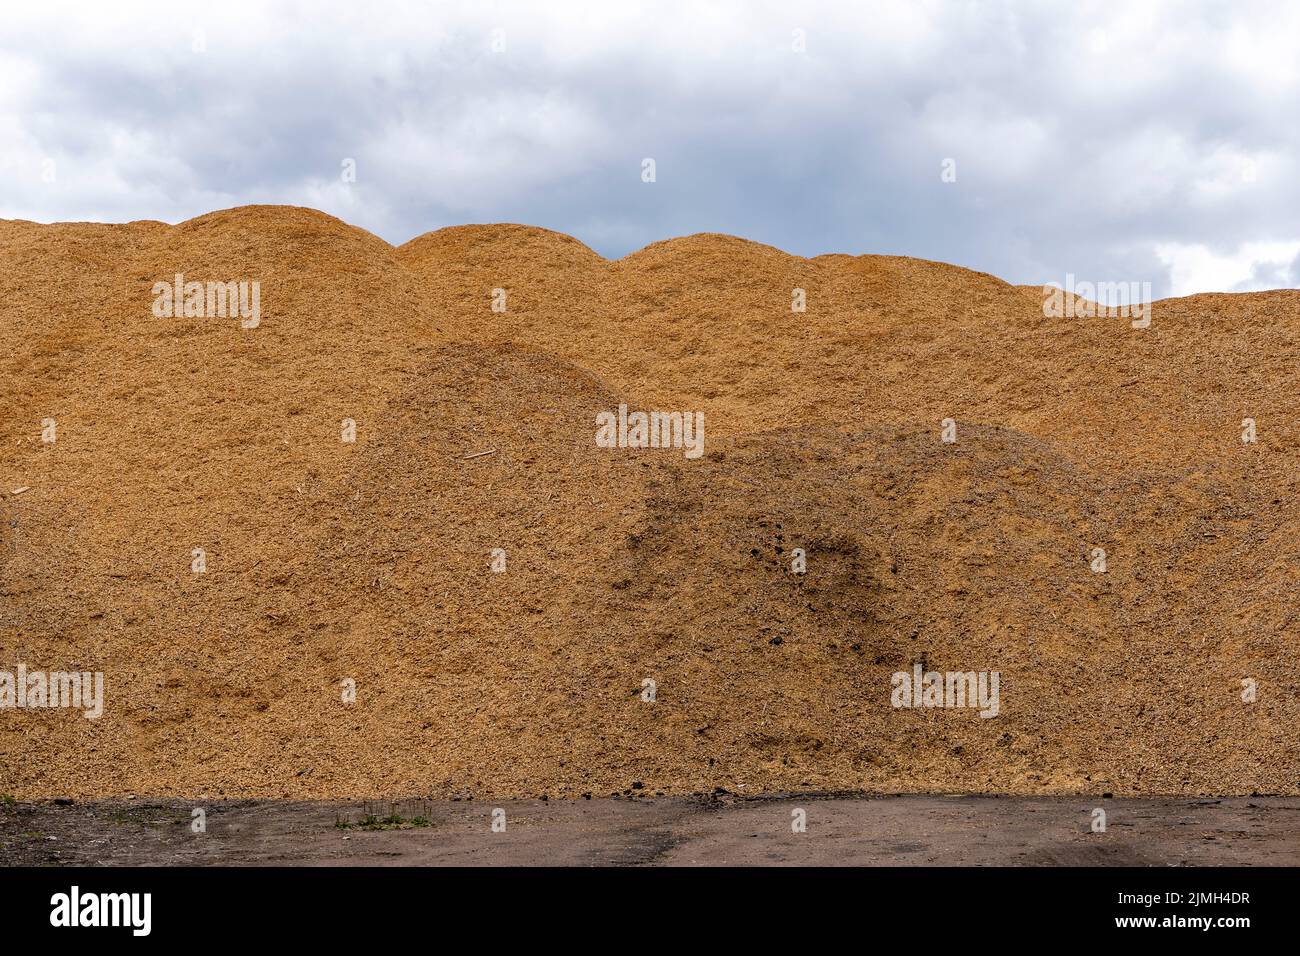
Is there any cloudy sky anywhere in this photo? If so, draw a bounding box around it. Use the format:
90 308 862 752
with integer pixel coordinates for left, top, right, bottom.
1 0 1296 299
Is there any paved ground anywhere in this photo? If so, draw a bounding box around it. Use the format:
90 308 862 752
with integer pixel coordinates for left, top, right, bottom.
2 794 1296 866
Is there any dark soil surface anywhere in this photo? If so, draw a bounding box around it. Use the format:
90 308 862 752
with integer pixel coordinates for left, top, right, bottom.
2 794 1296 866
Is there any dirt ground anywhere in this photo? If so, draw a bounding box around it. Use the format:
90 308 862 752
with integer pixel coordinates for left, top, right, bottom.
2 794 1296 866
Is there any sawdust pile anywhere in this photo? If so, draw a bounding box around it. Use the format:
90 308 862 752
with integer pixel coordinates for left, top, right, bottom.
2 206 1297 799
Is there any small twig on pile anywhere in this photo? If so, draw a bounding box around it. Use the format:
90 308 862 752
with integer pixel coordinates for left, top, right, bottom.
462 449 497 460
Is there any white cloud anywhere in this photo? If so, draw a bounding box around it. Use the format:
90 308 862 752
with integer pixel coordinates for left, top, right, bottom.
1155 241 1300 296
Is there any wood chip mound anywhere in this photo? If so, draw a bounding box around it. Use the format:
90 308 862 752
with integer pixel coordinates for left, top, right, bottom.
1 205 1296 799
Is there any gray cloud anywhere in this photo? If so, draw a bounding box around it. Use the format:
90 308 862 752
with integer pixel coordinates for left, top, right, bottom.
2 0 1297 299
